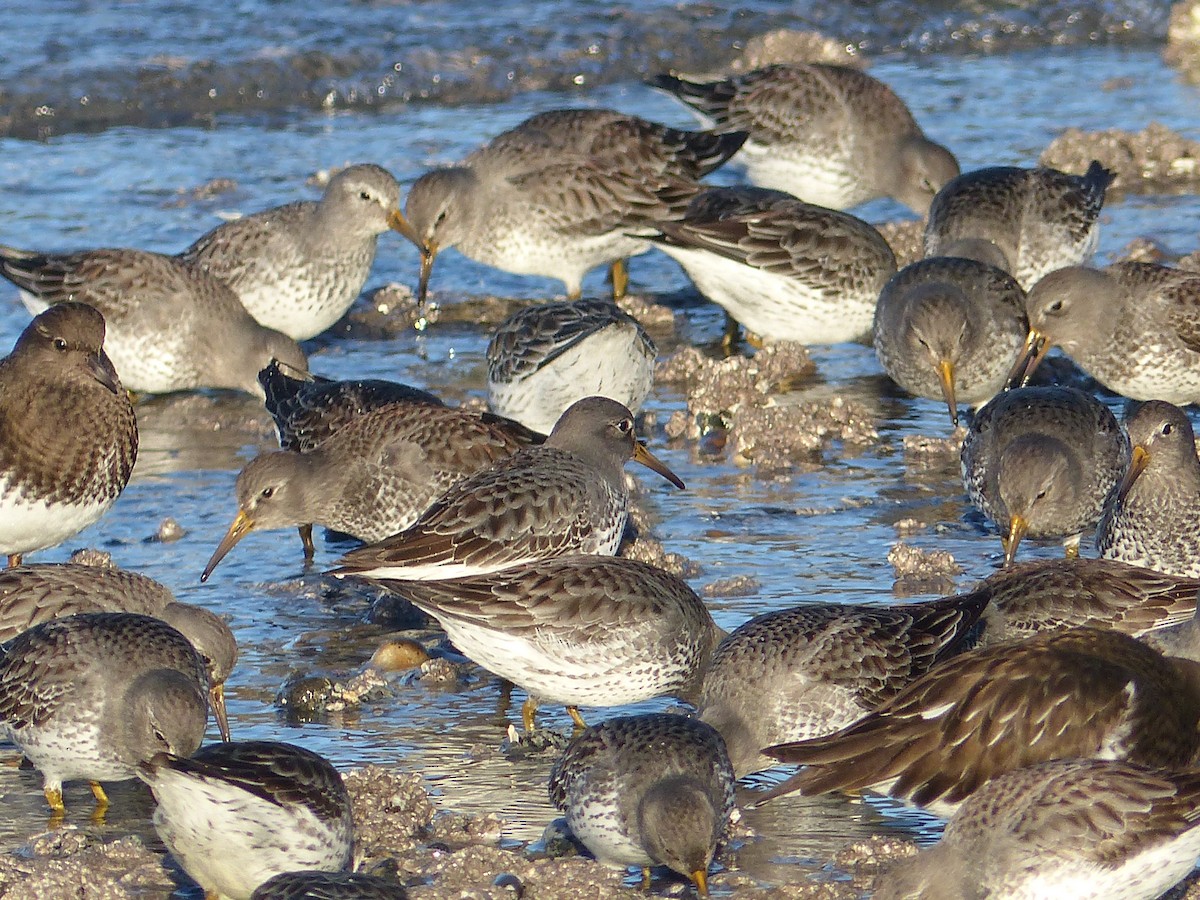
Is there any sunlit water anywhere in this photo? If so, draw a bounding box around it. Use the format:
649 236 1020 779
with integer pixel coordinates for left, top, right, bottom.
0 0 1198 894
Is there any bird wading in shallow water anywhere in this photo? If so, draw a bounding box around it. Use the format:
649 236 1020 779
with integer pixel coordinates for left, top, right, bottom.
394 108 747 311
330 396 683 582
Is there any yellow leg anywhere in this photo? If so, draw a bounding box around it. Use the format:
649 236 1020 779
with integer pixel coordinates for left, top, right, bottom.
567 706 588 731
641 867 652 891
567 286 582 301
43 785 65 814
1064 536 1081 559
610 259 629 300
521 697 539 734
719 314 741 355
90 781 109 809
6 554 21 568
298 524 315 561
89 782 110 825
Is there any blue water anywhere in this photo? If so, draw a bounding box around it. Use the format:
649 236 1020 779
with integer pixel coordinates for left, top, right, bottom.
0 0 1197 894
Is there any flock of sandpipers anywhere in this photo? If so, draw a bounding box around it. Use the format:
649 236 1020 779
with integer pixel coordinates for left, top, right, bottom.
0 59 1199 900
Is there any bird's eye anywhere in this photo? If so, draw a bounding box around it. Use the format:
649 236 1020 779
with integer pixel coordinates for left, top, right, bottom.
617 418 633 435
152 727 169 749
260 487 276 499
1162 422 1174 436
53 337 68 351
359 190 372 202
1045 299 1064 314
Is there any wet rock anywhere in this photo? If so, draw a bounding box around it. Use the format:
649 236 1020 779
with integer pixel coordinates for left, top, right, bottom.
618 499 701 577
835 835 919 871
730 399 877 472
276 673 337 719
411 657 470 687
0 831 173 899
163 177 238 207
151 517 185 543
702 574 761 598
658 343 877 473
616 293 678 338
67 548 117 568
892 518 928 537
345 765 437 859
402 845 633 900
1166 0 1200 77
500 724 570 758
1040 123 1200 195
902 429 964 467
726 29 864 72
1119 236 1175 264
537 819 584 860
888 541 961 597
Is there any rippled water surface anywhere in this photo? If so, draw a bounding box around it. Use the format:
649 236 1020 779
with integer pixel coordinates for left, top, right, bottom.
0 0 1199 894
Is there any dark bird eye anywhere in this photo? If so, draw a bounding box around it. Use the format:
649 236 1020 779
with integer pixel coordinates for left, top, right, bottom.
1045 299 1064 314
53 337 68 351
260 487 276 499
1162 422 1174 436
359 190 372 201
617 418 633 435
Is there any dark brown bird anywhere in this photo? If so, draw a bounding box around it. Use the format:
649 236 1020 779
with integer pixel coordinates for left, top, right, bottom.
0 303 137 567
760 627 1200 817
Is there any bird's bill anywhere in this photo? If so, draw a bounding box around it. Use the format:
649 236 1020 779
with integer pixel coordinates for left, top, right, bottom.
386 208 421 246
936 358 958 426
1002 515 1029 566
200 509 255 582
1005 329 1051 389
633 441 686 489
1116 445 1151 504
209 683 231 742
416 241 439 310
90 351 122 395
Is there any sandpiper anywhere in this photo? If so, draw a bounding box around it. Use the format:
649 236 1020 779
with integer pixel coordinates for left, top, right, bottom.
697 592 986 778
873 255 1027 425
1009 261 1200 404
924 160 1114 291
180 164 409 340
759 627 1200 817
250 871 408 899
960 385 1129 564
259 359 443 453
397 108 746 307
549 713 735 897
874 759 1200 900
650 63 959 214
202 402 539 577
330 397 683 582
0 561 235 740
962 557 1200 648
645 185 897 345
384 555 721 732
139 740 354 900
0 244 307 396
1098 400 1200 579
486 299 656 435
0 304 137 567
0 612 209 816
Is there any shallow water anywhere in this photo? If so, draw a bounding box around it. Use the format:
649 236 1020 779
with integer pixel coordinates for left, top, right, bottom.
0 0 1199 894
